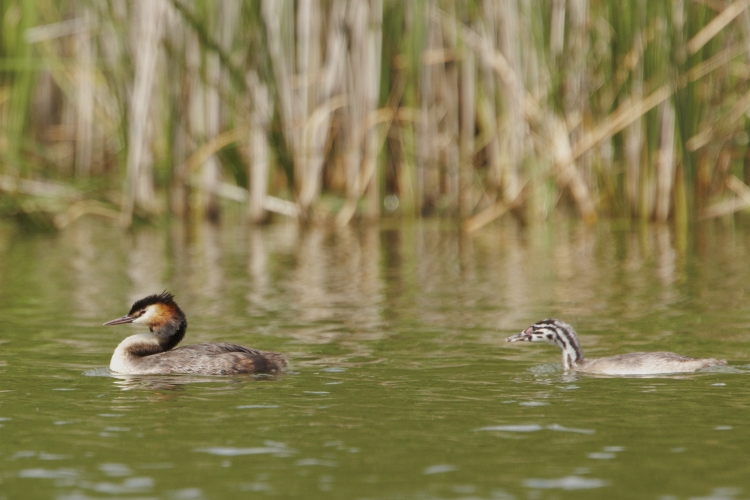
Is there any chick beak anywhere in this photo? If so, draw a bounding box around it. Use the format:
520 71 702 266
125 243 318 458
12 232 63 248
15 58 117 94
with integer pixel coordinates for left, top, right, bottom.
505 327 533 343
103 315 136 326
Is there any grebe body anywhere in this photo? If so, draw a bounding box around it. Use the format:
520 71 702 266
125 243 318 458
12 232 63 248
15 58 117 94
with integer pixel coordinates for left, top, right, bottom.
104 292 288 375
506 319 725 376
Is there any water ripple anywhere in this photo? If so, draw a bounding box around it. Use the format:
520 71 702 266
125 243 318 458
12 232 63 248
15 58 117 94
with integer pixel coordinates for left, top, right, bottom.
475 423 595 434
18 468 78 479
195 442 295 457
524 475 608 490
475 424 542 432
423 464 457 475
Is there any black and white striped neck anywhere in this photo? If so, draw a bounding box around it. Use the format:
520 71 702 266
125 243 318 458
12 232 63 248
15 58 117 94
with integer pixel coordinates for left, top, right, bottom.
507 318 586 369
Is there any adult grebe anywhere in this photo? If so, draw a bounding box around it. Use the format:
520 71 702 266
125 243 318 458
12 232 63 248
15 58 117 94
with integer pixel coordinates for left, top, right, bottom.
104 292 288 375
506 319 726 375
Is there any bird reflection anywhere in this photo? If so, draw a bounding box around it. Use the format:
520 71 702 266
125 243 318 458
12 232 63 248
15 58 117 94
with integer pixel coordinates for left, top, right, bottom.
110 372 282 391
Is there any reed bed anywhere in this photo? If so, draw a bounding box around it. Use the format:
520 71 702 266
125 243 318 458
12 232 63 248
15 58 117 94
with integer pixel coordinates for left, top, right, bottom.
1 0 750 229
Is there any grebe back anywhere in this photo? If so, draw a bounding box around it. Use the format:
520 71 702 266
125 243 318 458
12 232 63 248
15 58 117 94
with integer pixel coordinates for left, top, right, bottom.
506 319 725 375
104 292 288 375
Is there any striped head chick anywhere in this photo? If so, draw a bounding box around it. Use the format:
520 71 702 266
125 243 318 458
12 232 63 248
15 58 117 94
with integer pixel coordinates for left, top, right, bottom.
506 318 585 370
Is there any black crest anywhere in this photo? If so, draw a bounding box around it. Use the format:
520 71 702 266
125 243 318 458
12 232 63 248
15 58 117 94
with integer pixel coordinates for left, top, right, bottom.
128 291 178 315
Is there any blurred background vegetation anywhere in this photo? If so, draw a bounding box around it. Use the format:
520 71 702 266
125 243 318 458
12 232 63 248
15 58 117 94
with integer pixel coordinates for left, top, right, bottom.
2 0 750 230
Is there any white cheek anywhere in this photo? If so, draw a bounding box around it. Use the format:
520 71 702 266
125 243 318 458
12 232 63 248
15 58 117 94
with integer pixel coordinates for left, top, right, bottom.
132 307 158 324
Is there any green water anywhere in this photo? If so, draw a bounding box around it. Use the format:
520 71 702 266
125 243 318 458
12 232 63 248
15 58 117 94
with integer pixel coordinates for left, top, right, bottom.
1 218 749 499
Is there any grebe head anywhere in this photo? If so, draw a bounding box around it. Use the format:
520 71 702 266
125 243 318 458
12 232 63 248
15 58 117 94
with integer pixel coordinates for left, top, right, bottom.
506 318 572 344
104 292 187 350
506 318 585 370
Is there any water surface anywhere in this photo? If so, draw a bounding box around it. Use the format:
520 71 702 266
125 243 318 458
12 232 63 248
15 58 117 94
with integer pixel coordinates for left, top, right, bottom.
1 218 749 499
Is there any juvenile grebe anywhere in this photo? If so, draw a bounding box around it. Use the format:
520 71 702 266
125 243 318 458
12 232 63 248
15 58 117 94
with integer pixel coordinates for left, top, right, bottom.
104 292 288 375
506 319 726 375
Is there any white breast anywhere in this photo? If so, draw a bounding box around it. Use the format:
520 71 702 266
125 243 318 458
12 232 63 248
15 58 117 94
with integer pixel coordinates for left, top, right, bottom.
109 333 161 374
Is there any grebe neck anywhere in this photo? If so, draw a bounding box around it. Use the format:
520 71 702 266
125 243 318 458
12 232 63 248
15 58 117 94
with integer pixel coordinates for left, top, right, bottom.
117 316 187 360
152 316 187 351
109 318 185 373
550 325 585 369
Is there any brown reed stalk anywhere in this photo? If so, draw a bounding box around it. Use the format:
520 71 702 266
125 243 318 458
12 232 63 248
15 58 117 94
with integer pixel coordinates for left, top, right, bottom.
263 0 346 218
462 15 597 224
570 86 672 161
478 0 502 202
549 0 565 57
459 31 476 219
563 0 590 191
338 2 368 222
624 32 644 217
246 70 272 224
74 7 94 178
655 100 676 222
336 0 381 226
121 0 166 226
443 1 460 215
363 0 383 220
497 0 522 203
167 24 189 219
416 0 442 215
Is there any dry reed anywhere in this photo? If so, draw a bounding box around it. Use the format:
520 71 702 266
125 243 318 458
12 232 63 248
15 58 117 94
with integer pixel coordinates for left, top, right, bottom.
1 0 750 229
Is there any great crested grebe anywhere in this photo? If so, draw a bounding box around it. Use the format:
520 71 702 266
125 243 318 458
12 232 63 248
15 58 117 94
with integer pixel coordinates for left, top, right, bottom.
506 319 726 375
104 292 288 375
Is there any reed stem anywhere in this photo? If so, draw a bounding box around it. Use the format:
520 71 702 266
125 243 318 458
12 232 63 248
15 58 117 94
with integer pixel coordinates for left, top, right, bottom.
0 1 748 228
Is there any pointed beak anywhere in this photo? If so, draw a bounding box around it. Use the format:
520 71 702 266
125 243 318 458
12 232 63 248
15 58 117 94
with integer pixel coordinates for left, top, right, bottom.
103 315 136 326
506 327 533 342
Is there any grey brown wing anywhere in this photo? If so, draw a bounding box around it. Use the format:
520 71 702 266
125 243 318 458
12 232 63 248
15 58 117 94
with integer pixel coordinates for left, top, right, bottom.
170 343 288 374
172 343 265 356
